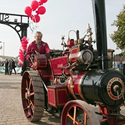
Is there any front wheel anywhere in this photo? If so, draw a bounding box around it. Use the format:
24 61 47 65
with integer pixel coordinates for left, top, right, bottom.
61 100 100 125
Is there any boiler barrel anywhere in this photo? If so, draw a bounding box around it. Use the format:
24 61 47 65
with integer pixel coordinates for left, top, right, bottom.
81 70 125 107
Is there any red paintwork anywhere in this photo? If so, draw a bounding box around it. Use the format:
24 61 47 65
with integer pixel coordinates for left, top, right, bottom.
33 54 47 70
38 69 51 83
69 47 79 63
73 73 85 94
65 72 86 100
48 88 56 107
67 39 74 49
51 56 69 75
47 85 68 108
34 55 69 83
38 59 54 83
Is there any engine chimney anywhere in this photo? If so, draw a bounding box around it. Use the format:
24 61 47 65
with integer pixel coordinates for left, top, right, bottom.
92 0 108 70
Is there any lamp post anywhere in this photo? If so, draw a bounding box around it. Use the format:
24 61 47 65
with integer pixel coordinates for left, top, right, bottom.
0 41 5 56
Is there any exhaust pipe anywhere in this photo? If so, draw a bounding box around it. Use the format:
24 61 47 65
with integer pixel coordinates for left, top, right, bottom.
92 0 108 70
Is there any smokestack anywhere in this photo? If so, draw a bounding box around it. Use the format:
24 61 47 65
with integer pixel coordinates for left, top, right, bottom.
92 0 108 70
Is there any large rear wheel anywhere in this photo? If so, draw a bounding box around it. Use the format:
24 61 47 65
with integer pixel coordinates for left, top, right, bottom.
61 100 100 125
21 71 45 122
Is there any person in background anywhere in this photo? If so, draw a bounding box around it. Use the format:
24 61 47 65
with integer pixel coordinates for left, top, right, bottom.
5 59 9 75
25 31 51 62
117 60 123 73
11 59 16 74
8 60 12 75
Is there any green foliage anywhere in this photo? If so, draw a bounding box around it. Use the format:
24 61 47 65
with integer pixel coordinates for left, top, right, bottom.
110 5 125 50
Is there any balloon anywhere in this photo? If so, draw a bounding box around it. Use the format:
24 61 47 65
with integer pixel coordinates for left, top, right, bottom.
22 44 27 50
21 37 28 45
22 36 27 41
39 0 43 5
21 40 28 45
39 0 48 5
32 15 40 23
42 0 48 3
19 50 23 55
19 50 23 57
22 43 27 46
31 0 39 11
37 6 46 15
19 56 23 60
24 6 32 17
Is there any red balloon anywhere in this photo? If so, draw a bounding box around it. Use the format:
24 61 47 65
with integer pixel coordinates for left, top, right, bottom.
31 0 39 11
32 15 40 23
24 6 32 17
19 50 23 56
43 0 48 3
21 39 28 45
22 44 27 50
39 0 48 5
37 6 46 15
21 40 28 45
19 48 23 52
19 56 23 60
39 0 43 5
22 36 27 41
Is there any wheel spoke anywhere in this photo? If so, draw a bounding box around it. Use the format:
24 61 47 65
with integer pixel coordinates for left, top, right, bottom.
27 101 32 108
67 113 79 125
30 92 34 97
73 106 77 125
26 80 29 91
67 113 74 120
29 77 32 90
24 106 29 111
29 104 33 114
84 113 87 125
28 101 34 118
30 100 35 109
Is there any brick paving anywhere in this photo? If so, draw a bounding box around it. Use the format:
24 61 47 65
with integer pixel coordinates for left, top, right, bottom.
0 73 60 125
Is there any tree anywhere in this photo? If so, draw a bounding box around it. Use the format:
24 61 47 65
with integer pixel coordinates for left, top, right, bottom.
110 5 125 51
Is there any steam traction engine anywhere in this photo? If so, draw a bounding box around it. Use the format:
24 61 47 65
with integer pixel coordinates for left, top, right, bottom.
21 0 125 125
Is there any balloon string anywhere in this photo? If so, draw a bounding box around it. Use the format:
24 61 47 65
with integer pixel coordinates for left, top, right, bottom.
29 23 34 33
29 19 38 33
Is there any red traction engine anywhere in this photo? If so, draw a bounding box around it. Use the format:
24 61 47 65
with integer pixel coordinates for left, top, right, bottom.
21 0 125 125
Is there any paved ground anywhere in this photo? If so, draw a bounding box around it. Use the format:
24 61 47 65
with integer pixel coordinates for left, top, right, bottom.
0 73 60 125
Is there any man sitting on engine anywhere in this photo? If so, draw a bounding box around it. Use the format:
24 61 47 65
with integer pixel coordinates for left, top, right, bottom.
25 31 51 62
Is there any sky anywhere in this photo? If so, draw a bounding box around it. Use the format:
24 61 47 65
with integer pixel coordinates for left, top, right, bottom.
0 0 124 57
